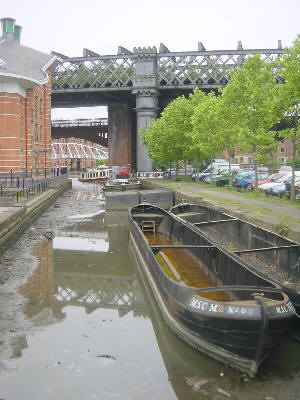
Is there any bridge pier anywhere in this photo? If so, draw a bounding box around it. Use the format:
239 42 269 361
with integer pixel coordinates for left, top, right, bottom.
108 103 135 169
134 89 158 171
133 47 158 172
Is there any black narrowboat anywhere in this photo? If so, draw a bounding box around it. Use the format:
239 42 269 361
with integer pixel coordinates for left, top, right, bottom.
170 203 300 312
129 203 295 377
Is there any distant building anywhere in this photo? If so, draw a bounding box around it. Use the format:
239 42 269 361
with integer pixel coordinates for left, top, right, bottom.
51 137 107 171
0 17 60 174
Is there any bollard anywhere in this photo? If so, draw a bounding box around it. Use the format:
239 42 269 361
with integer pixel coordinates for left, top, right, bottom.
17 176 20 189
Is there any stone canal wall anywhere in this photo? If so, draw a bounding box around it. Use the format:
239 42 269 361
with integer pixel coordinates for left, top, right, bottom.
105 189 173 210
0 177 71 254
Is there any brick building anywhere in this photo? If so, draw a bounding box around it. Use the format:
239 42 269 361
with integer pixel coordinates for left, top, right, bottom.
0 17 60 175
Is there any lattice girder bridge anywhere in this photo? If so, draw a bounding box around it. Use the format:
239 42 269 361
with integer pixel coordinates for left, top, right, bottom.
51 42 284 171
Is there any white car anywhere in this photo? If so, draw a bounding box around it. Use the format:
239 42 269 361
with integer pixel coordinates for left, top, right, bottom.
259 174 292 192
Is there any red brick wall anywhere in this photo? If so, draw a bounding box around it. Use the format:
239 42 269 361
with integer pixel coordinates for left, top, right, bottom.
0 68 52 174
0 92 25 172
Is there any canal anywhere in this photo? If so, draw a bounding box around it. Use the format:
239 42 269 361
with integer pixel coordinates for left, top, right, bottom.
0 180 299 399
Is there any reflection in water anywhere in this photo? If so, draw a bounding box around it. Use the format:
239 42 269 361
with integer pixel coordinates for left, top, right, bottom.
19 239 56 321
19 223 146 321
2 180 299 400
67 210 105 220
53 231 109 252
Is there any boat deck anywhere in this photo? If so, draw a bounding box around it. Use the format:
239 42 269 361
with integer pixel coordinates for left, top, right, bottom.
145 232 231 302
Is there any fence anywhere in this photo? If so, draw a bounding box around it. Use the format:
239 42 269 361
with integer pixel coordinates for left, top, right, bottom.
0 175 69 206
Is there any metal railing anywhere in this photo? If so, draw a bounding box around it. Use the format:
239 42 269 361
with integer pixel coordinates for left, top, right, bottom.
51 118 108 128
0 171 69 205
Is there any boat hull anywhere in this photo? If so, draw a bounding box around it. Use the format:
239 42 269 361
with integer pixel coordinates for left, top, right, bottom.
129 204 295 377
79 177 108 183
170 203 300 312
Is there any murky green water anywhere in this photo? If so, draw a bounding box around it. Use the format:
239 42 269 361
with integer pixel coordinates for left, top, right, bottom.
0 180 300 399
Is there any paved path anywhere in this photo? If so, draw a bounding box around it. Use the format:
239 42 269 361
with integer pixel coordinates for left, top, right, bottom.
181 183 300 219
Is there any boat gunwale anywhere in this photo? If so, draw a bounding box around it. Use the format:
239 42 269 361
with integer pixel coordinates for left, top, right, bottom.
170 203 299 246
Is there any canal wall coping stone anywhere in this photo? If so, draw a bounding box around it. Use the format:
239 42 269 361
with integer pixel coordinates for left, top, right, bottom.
105 189 173 210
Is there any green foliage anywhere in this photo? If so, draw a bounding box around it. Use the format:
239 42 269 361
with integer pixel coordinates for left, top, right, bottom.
277 35 300 201
287 155 300 170
142 95 194 165
221 54 281 189
96 159 108 166
191 92 226 162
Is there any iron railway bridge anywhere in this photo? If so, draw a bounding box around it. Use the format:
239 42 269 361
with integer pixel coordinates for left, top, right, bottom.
51 42 284 171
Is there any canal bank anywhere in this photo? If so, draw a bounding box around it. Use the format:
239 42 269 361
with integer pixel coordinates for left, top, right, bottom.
0 176 71 254
142 180 300 243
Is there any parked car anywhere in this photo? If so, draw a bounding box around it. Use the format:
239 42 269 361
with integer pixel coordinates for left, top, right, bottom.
248 172 290 190
214 170 240 187
235 173 269 189
271 175 300 197
202 170 229 184
192 167 227 182
259 174 292 193
285 177 300 199
232 169 254 186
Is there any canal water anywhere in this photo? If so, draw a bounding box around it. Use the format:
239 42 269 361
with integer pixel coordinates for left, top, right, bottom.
0 180 299 400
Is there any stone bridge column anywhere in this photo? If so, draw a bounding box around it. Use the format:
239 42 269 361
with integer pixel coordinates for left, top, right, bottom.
132 47 158 172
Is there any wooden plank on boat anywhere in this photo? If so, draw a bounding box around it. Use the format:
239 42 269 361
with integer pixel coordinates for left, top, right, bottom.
159 251 182 282
193 218 237 226
151 245 216 250
177 212 207 217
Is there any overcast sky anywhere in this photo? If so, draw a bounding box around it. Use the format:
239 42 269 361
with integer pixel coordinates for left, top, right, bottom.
2 0 300 119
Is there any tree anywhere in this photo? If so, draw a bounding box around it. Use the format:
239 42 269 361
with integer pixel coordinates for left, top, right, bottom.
277 35 300 202
191 92 226 184
215 95 242 188
221 55 282 190
142 95 194 178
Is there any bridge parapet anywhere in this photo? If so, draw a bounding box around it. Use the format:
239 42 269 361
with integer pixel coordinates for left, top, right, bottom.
157 48 284 88
52 54 135 91
52 45 284 92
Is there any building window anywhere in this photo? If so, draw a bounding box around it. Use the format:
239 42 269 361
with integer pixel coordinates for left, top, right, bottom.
248 157 253 164
281 147 285 153
35 96 38 120
31 109 34 136
40 99 43 120
40 126 43 141
281 158 285 163
239 157 243 163
35 124 39 142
